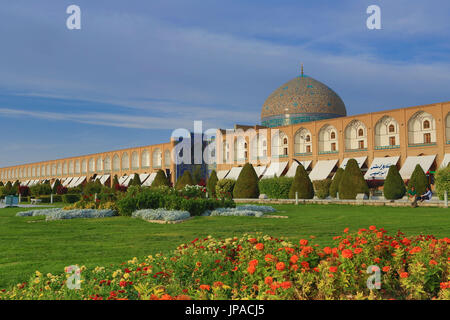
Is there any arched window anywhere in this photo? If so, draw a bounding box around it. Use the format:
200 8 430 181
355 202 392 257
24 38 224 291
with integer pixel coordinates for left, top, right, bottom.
250 134 267 160
358 128 364 137
96 158 103 172
344 120 367 151
271 130 288 157
318 125 338 153
446 113 450 143
408 111 436 145
121 153 129 170
375 116 400 148
131 152 139 169
104 156 111 172
164 150 171 166
153 149 162 168
89 158 95 173
69 161 74 174
81 160 87 174
294 128 312 154
141 151 150 168
112 155 120 171
388 124 395 133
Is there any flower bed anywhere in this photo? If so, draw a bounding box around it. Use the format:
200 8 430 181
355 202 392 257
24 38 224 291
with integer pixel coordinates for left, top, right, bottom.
16 209 116 221
1 226 448 300
209 208 264 217
132 209 190 222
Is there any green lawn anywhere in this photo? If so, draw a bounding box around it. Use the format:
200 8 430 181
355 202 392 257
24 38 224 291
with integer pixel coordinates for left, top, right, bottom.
0 204 449 288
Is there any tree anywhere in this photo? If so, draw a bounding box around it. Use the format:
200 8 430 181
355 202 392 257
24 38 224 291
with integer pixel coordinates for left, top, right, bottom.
52 179 62 194
4 181 14 196
130 173 142 186
338 159 369 199
207 170 219 198
152 169 170 187
329 168 344 198
192 166 202 185
407 164 429 196
233 163 260 199
12 180 20 194
435 166 450 200
175 170 194 190
112 175 120 190
383 165 406 200
289 163 314 199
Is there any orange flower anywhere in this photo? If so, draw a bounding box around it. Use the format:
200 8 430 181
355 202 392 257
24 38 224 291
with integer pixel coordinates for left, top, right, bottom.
196 262 202 267
323 247 332 255
354 248 363 254
276 262 285 271
329 266 338 273
264 254 275 263
299 239 309 246
249 259 259 267
280 281 291 289
199 284 211 291
247 265 256 274
382 266 390 272
341 249 353 259
429 260 438 266
343 228 349 233
290 255 299 264
255 243 264 251
369 225 376 231
400 272 409 279
213 281 224 287
264 276 273 285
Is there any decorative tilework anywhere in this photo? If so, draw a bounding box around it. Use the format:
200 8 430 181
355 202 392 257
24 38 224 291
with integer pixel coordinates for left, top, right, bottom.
374 145 400 150
261 75 347 128
408 143 437 147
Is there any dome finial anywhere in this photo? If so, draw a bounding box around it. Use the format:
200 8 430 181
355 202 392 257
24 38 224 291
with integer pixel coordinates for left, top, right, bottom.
301 63 304 77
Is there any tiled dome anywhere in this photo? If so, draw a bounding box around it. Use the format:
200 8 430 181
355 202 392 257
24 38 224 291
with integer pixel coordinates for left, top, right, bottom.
261 74 347 127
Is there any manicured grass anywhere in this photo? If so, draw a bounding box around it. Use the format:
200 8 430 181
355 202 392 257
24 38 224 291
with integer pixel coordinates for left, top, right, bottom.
0 204 449 288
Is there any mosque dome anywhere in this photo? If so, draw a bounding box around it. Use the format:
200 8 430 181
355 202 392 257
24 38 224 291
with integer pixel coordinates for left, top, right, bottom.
261 68 347 127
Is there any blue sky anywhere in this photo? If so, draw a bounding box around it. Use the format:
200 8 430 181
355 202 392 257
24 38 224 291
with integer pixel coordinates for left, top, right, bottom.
0 0 449 166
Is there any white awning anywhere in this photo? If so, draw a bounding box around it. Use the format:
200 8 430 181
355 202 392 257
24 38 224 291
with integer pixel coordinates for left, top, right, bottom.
309 160 338 181
364 156 400 180
254 166 267 178
440 154 450 168
122 176 134 187
67 177 79 188
340 156 367 169
94 175 102 181
226 167 244 180
62 177 73 187
217 170 229 180
142 172 157 186
100 174 110 185
139 174 150 184
261 161 289 179
118 176 128 185
285 161 312 178
72 176 86 187
399 155 436 179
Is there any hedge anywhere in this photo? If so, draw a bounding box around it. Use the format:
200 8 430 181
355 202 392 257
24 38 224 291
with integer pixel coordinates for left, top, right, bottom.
313 179 332 199
216 179 235 199
258 177 293 199
63 194 82 204
435 166 450 200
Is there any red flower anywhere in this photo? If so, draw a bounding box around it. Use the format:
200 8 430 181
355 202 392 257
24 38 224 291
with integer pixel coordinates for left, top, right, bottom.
264 276 273 285
290 255 299 264
329 266 338 273
341 249 353 259
276 262 285 271
199 284 211 291
299 239 308 246
429 260 438 266
382 266 390 272
369 225 376 231
280 281 291 289
343 228 349 233
247 265 256 274
323 247 332 255
264 254 275 263
400 272 409 279
354 248 363 254
255 243 264 251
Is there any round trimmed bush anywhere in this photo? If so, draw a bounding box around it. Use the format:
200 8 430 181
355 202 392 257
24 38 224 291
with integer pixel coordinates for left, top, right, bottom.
175 170 194 190
329 168 344 198
383 165 406 200
338 159 369 200
289 164 314 199
207 170 219 198
407 164 429 196
233 164 259 199
152 169 170 187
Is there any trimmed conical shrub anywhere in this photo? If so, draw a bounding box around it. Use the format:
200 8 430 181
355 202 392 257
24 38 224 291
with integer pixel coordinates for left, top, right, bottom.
407 164 429 196
0 181 3 187
329 168 344 198
52 179 61 194
289 163 314 199
383 165 406 200
175 170 194 190
233 163 259 198
130 173 141 186
152 169 170 187
338 159 369 199
112 175 120 189
207 170 218 198
12 180 20 194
